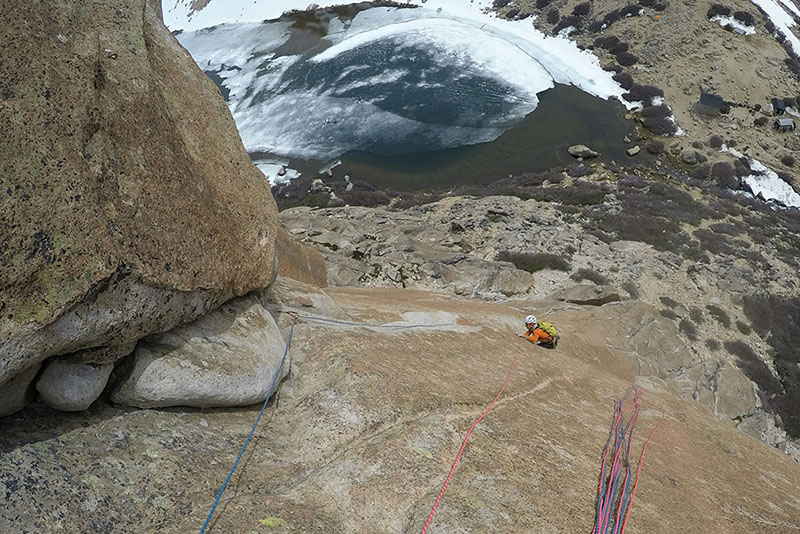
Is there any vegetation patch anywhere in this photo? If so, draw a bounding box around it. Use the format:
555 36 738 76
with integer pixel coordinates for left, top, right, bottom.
622 280 640 299
707 4 731 18
706 304 731 328
623 84 665 103
679 319 699 341
571 267 609 285
496 251 571 273
736 320 752 335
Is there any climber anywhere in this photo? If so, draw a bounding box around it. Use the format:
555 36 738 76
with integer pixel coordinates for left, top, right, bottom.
520 314 559 349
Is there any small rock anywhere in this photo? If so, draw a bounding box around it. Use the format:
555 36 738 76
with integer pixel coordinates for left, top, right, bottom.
624 136 631 143
670 142 683 155
104 49 118 59
681 150 699 165
568 144 599 158
626 145 641 157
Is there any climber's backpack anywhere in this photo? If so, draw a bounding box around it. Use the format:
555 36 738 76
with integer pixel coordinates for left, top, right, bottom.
537 321 558 339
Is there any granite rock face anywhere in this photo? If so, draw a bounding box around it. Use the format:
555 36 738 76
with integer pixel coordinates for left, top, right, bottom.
0 0 278 413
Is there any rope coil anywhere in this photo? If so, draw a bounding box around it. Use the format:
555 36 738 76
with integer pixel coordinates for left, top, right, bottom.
592 387 664 534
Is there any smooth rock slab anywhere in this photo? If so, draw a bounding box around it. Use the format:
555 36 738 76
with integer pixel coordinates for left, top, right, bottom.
36 361 114 411
112 295 288 409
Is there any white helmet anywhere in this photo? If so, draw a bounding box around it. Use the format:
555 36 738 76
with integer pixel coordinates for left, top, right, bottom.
525 314 537 326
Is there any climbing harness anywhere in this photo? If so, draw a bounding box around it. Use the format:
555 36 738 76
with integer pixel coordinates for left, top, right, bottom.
420 353 519 534
199 314 297 534
592 386 664 534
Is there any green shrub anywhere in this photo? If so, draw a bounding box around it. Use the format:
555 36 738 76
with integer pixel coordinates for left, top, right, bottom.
707 4 731 18
705 339 720 351
496 251 571 273
573 2 591 16
679 319 699 341
622 280 640 299
660 296 680 308
690 307 704 324
736 320 752 335
643 116 678 135
660 309 679 320
706 304 731 328
646 140 665 154
613 71 634 90
571 268 609 285
733 10 754 26
724 341 781 394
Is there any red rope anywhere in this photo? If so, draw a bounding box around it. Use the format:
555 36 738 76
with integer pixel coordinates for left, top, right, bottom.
419 354 518 534
619 412 665 534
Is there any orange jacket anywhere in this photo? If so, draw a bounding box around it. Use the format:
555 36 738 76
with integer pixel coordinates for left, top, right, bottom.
524 327 553 344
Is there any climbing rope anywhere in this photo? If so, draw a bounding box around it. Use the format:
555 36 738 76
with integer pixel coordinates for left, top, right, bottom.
419 353 519 534
199 314 297 534
278 310 454 330
592 387 664 534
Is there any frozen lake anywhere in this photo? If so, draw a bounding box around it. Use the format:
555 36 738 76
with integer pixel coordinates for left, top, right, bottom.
172 2 633 189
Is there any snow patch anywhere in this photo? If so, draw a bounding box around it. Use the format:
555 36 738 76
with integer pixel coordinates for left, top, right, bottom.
710 15 757 34
749 0 800 54
722 146 800 207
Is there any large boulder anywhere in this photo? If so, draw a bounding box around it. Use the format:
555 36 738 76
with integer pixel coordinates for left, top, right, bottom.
111 295 289 408
0 0 278 413
36 360 114 411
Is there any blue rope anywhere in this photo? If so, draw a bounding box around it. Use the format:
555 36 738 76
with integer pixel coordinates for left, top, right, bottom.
199 316 297 534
